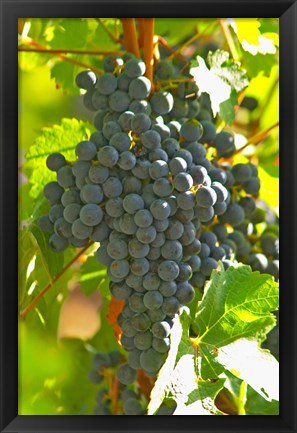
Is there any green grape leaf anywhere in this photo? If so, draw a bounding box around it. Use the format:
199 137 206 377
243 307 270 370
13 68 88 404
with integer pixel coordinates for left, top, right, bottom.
241 51 278 78
245 384 279 415
79 255 109 298
23 118 93 198
190 51 249 124
50 61 80 95
217 339 279 401
231 19 277 56
154 18 199 46
50 19 89 50
199 344 225 380
93 19 120 51
193 264 279 347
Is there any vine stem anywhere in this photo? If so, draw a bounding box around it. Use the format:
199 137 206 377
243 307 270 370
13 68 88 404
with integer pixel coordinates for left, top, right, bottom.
234 121 279 155
18 47 125 56
19 38 103 74
143 18 155 84
157 35 187 63
19 242 94 318
121 19 140 57
138 18 145 48
219 19 238 61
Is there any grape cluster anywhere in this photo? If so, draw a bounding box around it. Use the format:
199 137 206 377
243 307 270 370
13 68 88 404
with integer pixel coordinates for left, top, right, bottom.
39 54 278 385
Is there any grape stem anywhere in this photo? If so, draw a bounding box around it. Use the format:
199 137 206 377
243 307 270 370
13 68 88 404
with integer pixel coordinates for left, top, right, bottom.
219 19 238 61
19 38 103 74
121 19 140 57
143 18 155 85
18 47 126 56
234 121 279 155
138 18 145 48
19 241 94 318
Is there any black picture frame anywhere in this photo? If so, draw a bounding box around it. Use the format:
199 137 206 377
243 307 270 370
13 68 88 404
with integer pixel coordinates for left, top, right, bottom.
0 1 296 432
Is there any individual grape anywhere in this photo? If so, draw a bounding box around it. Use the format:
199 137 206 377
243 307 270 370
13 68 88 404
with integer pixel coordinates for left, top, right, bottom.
186 142 206 165
131 159 151 179
177 262 193 282
128 76 151 99
199 120 216 144
152 337 170 353
88 165 109 184
153 178 172 197
173 172 193 192
150 91 174 115
199 242 211 259
150 199 171 220
128 238 149 259
118 151 136 170
107 239 128 260
117 72 131 91
63 203 81 224
161 240 183 260
151 123 171 140
148 160 168 180
125 58 146 78
120 334 135 350
200 257 218 276
96 73 117 95
180 119 203 142
162 296 180 316
92 91 108 110
43 182 64 205
69 236 88 247
129 99 151 115
167 121 181 139
121 318 137 337
110 283 132 298
38 215 53 232
105 197 124 218
49 203 64 223
214 131 236 158
158 260 179 281
143 272 161 291
179 222 195 246
97 146 119 167
175 208 195 224
196 186 217 208
242 177 261 195
75 140 97 161
88 370 103 385
102 177 123 198
246 253 269 272
239 196 256 216
165 219 184 241
119 213 138 235
136 226 157 244
118 110 135 131
110 259 130 279
159 280 177 297
219 203 245 227
190 271 206 289
46 152 66 172
92 351 111 370
154 60 175 79
131 258 150 276
213 201 227 215
75 70 96 89
177 191 195 210
90 221 110 242
122 175 142 194
102 120 121 140
141 130 162 151
49 233 69 252
143 291 163 310
79 204 103 226
170 97 189 118
131 313 151 332
122 193 144 214
187 255 201 272
231 163 252 183
129 293 147 313
80 184 103 204
134 331 153 350
211 181 228 203
176 81 198 98
117 363 137 385
183 238 201 256
195 205 214 222
127 349 142 370
260 233 279 258
108 90 130 112
169 157 187 176
162 138 180 157
152 321 171 339
209 167 228 184
72 218 93 240
131 113 151 134
212 223 228 240
147 247 161 260
175 282 195 304
200 231 217 248
57 165 75 188
139 348 163 373
134 209 153 228
109 132 131 152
